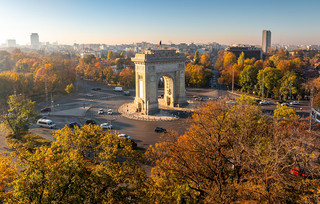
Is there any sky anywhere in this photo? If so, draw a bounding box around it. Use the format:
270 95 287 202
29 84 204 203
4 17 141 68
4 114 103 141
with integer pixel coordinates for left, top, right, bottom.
0 0 319 46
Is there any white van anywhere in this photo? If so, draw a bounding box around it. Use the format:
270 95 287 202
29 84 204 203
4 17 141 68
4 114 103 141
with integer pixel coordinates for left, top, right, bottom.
113 87 123 92
37 119 56 129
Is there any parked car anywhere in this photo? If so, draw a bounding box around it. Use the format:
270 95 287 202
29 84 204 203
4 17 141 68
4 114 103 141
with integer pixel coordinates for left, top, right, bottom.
107 109 113 115
290 101 299 105
255 99 262 103
85 120 96 125
281 103 290 107
113 87 123 92
100 123 112 129
118 134 137 148
118 133 130 139
68 122 81 129
37 119 56 129
98 108 104 114
226 100 236 104
155 127 167 133
86 93 93 97
259 101 270 105
124 90 130 96
91 87 101 91
40 107 51 113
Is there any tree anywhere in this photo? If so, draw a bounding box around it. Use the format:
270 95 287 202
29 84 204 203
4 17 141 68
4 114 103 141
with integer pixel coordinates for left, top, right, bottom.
194 50 200 64
107 50 114 60
279 71 299 100
200 53 211 68
0 153 16 202
238 52 245 65
147 101 320 203
118 67 135 88
65 83 75 94
239 65 258 92
257 67 283 98
1 94 37 137
223 52 236 68
185 63 212 87
7 125 147 203
274 103 297 121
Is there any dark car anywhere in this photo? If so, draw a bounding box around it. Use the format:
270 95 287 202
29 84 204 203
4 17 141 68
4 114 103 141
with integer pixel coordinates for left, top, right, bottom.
155 127 167 133
86 120 96 125
68 122 81 129
40 107 51 113
91 87 101 91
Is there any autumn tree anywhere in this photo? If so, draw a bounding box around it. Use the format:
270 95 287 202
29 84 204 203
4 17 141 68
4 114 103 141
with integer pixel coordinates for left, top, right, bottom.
200 52 211 68
237 51 245 65
146 101 320 203
7 125 147 203
185 63 212 87
274 103 297 121
118 67 135 88
1 94 37 137
279 71 300 100
65 83 75 94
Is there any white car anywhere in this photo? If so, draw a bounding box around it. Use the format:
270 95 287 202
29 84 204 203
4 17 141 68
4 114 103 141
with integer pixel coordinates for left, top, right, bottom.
226 100 236 104
259 101 270 105
98 108 104 114
86 93 93 97
118 134 130 140
107 109 113 115
100 123 112 129
290 101 299 105
281 103 290 107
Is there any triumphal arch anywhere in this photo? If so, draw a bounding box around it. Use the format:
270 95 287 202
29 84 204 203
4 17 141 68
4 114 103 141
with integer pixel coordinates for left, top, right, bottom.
132 50 186 115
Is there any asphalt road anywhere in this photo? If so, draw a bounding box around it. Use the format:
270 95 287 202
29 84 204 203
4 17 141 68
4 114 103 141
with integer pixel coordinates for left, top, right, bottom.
30 80 312 151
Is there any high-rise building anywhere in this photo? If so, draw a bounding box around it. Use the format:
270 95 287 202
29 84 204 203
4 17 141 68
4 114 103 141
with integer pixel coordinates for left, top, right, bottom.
6 39 16 48
262 30 271 53
30 33 39 49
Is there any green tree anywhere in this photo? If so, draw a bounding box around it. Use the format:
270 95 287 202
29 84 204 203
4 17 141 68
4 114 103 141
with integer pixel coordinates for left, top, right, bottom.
239 65 258 92
1 94 37 137
279 71 299 100
194 50 200 64
257 67 283 98
238 51 245 65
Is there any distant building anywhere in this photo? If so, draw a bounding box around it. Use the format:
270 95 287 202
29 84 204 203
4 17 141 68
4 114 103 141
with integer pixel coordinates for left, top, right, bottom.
30 33 39 49
262 30 271 53
6 39 16 48
225 46 263 60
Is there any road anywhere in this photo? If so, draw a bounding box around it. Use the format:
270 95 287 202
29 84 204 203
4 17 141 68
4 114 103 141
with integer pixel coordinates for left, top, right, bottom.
28 79 312 151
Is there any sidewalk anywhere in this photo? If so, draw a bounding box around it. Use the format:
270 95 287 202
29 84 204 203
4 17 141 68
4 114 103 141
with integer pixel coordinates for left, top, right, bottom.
118 102 181 121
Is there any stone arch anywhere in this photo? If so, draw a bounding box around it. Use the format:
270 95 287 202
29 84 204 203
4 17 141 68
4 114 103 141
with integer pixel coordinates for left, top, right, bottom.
132 50 186 115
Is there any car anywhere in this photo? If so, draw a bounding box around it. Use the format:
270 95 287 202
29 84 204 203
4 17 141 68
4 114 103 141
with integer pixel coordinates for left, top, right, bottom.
68 122 81 129
195 97 203 101
86 93 93 97
100 123 112 129
40 107 51 113
291 167 308 178
226 100 236 104
98 108 104 114
85 120 96 125
259 101 270 105
281 103 290 107
124 90 130 96
290 101 299 105
37 119 56 129
113 87 123 92
91 87 101 91
208 97 218 100
255 99 262 103
155 127 167 133
118 134 131 140
107 109 113 115
158 94 164 98
117 134 137 148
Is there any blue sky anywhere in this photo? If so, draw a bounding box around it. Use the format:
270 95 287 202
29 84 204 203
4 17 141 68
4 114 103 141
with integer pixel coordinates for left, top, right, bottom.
0 0 319 45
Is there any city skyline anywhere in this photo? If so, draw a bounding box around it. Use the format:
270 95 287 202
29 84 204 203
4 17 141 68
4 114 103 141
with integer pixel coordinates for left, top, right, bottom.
0 0 319 46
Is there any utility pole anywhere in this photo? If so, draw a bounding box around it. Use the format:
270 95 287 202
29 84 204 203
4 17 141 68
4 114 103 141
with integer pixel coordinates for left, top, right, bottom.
232 68 234 93
261 71 265 99
45 78 48 107
309 87 314 131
